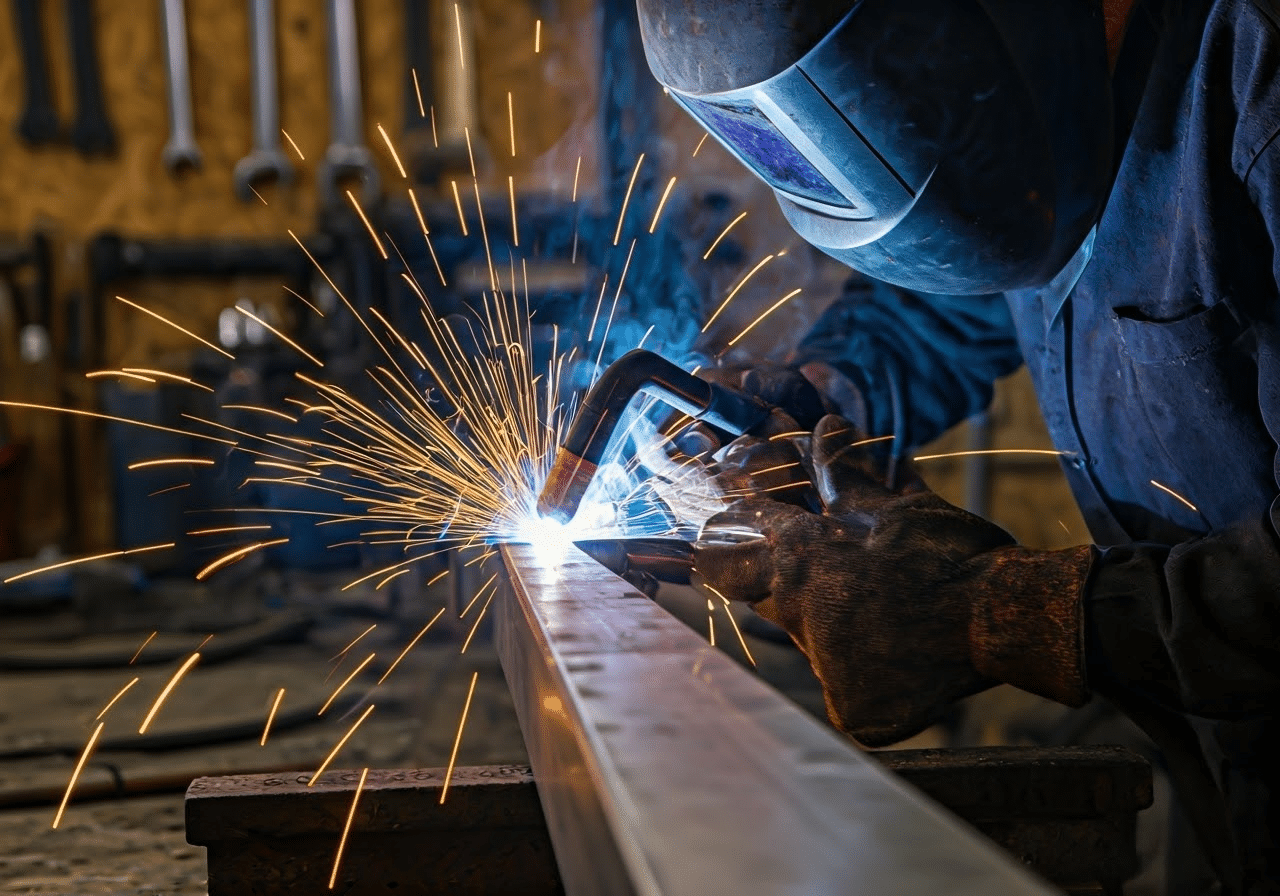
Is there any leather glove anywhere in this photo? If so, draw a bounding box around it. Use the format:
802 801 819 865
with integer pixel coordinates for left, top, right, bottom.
695 414 1095 747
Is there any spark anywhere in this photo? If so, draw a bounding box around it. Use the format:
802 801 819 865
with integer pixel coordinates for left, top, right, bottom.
4 543 173 584
427 569 450 587
534 18 541 53
649 176 678 234
130 631 158 664
706 581 752 665
115 296 233 359
346 190 388 260
377 124 407 179
96 676 140 719
703 253 776 332
52 722 104 830
450 180 469 235
1151 479 1198 512
196 634 215 651
283 284 324 317
138 652 201 734
195 538 289 581
411 69 425 117
319 653 376 716
726 288 803 348
440 672 478 804
328 767 369 889
86 370 155 383
912 448 1071 462
702 211 747 260
188 524 274 538
508 91 516 157
572 155 582 202
613 152 645 245
707 599 716 647
1058 519 1071 534
692 133 709 157
378 607 447 685
430 106 438 147
282 129 304 160
261 687 285 745
121 368 214 392
460 591 495 654
376 569 408 589
331 624 377 662
308 704 376 787
453 3 466 69
250 184 268 206
148 483 189 497
408 188 447 285
127 457 214 470
509 176 519 247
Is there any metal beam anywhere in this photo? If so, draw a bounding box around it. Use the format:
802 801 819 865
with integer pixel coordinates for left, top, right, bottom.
496 543 1058 896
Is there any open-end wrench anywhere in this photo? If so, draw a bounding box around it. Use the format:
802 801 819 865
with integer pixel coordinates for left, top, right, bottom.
11 0 62 145
318 0 380 208
66 0 117 156
159 0 202 172
233 0 293 201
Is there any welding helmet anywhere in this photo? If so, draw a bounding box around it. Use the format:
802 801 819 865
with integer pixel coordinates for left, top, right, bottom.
638 0 1114 294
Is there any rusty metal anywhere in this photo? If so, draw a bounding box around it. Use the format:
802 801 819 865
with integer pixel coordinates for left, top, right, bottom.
185 765 561 896
494 542 1060 896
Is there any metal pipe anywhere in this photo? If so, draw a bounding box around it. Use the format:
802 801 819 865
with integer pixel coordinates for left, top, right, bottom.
537 349 771 522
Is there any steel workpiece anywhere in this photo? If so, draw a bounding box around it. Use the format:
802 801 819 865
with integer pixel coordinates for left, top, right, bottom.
494 542 1058 896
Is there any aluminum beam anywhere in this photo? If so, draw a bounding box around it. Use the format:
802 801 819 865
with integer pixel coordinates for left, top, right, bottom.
496 543 1058 896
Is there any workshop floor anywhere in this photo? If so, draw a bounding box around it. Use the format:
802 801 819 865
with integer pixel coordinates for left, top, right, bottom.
0 569 1169 895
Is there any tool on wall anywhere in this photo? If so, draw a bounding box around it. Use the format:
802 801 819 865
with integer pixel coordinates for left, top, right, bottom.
11 0 62 146
318 0 379 208
160 0 202 173
65 0 117 156
233 0 293 201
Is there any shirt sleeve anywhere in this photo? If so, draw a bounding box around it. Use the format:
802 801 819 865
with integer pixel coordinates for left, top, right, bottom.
792 275 1025 451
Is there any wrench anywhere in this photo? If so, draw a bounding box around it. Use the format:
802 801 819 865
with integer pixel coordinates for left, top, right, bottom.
11 0 62 145
233 0 293 201
66 0 117 156
318 0 380 208
159 0 202 172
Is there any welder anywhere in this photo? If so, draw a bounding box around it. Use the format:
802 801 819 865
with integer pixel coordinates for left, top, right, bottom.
636 0 1280 891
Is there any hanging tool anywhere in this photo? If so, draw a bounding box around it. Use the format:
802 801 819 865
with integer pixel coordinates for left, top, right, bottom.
536 349 772 524
233 0 293 201
160 0 202 172
318 0 379 207
65 0 117 155
11 0 62 146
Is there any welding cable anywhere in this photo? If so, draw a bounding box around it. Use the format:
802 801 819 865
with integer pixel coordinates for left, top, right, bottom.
0 606 314 670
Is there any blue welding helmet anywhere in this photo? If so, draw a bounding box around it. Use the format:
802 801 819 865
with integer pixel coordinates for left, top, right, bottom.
638 0 1114 294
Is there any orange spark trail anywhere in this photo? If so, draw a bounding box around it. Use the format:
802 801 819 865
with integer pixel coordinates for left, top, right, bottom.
649 176 678 233
4 543 174 585
703 253 776 331
534 18 541 53
139 652 201 734
509 176 519 247
440 672 479 804
378 607 447 685
1151 478 1199 512
319 653 376 716
411 70 425 116
121 367 215 392
613 152 646 245
912 448 1070 462
692 133 709 157
127 457 214 470
726 288 804 348
460 592 495 654
187 524 273 537
702 211 747 260
282 129 304 160
328 767 369 889
450 180 470 235
221 403 299 422
283 285 324 317
261 688 285 746
346 190 388 260
195 538 289 581
52 722 104 829
702 583 756 666
96 676 140 720
86 370 155 383
130 631 158 664
377 124 407 179
0 401 234 446
376 569 409 590
507 91 516 157
453 3 466 69
235 305 324 367
308 704 376 787
115 296 234 359
332 624 377 662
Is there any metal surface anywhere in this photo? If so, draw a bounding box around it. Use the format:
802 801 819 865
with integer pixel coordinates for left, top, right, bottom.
159 0 201 171
496 542 1060 896
233 0 293 201
318 0 379 207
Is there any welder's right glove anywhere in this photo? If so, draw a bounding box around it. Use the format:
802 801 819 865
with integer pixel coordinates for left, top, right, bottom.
694 415 1095 747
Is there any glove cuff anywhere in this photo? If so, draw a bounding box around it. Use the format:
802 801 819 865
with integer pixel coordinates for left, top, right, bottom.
967 544 1095 707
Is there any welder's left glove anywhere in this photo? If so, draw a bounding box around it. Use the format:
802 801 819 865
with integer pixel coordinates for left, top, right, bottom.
694 415 1095 747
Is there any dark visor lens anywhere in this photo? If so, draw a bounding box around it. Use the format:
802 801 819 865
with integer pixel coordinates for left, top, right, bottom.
681 95 852 209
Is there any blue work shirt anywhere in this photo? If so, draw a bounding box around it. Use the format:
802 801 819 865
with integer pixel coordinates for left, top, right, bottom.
797 0 1280 889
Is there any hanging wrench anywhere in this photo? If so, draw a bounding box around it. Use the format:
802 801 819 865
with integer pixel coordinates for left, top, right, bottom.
159 0 201 172
233 0 293 201
11 0 62 145
318 0 379 208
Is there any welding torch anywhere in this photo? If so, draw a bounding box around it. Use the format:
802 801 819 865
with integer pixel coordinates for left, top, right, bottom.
537 348 774 524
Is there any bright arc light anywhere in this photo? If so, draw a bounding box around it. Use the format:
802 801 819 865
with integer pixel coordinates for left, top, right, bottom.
519 514 576 566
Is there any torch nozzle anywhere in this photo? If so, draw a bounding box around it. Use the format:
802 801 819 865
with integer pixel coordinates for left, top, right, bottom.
535 349 772 523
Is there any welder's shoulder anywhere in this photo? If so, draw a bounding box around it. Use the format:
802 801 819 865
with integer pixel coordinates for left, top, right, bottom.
1211 0 1280 180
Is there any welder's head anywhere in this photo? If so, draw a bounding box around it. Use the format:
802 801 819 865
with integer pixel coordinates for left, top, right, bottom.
638 0 1114 294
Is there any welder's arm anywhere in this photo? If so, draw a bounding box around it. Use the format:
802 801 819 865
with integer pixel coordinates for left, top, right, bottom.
793 277 1024 448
